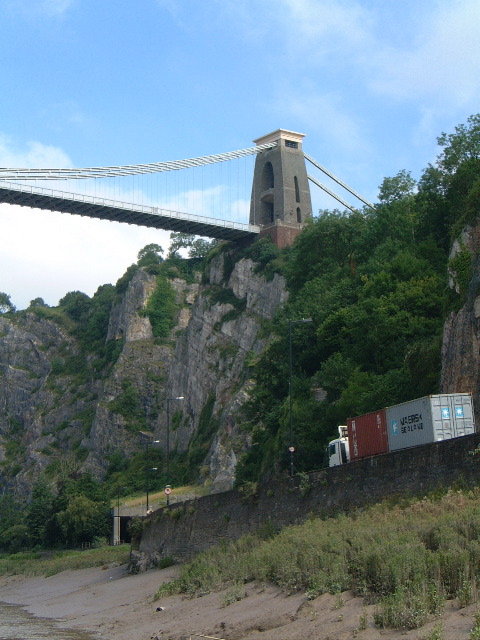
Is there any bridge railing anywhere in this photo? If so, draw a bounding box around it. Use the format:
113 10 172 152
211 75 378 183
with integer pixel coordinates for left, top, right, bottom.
0 180 260 233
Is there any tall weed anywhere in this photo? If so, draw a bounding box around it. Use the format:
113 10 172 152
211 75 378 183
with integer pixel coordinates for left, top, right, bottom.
155 489 480 631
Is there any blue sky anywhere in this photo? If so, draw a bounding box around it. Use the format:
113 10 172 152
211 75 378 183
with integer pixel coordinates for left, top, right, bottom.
1 0 480 309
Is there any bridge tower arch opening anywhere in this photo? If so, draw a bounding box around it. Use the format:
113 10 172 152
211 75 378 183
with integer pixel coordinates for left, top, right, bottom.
250 129 312 248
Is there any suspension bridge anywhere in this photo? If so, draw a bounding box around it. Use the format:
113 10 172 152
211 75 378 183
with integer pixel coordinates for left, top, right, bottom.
0 129 374 247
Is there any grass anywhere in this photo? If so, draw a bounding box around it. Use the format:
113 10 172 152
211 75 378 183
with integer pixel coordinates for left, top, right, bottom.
470 609 480 639
155 489 480 630
114 484 208 509
0 544 130 577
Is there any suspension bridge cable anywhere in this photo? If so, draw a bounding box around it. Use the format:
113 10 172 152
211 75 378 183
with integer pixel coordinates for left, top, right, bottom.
0 143 277 181
307 174 358 213
305 153 375 210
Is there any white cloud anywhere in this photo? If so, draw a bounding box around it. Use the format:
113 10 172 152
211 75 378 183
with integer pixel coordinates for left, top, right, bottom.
0 203 172 310
0 135 252 309
215 0 372 55
411 106 443 161
368 0 480 108
281 89 370 158
243 0 480 116
39 101 93 135
43 0 73 14
278 0 373 59
0 135 72 168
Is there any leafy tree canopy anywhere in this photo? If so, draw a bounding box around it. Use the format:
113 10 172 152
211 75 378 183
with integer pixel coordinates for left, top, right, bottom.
437 113 480 175
188 237 213 259
235 113 480 484
168 232 193 258
28 297 48 308
168 232 215 259
137 243 164 267
0 291 15 314
58 290 91 321
378 169 416 204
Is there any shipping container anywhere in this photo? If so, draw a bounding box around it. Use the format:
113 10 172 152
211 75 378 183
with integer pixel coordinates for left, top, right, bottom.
347 410 388 461
386 393 475 452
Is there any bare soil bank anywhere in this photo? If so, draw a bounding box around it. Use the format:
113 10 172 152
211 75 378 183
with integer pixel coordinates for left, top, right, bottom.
0 564 478 640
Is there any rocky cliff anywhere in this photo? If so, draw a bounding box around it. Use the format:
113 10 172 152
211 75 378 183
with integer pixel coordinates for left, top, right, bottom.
440 223 480 416
0 249 288 498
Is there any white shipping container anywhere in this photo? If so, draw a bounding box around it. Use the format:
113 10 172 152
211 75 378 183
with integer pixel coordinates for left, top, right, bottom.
386 393 475 452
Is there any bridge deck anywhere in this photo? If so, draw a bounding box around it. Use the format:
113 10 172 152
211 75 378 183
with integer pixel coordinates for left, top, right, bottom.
0 182 259 241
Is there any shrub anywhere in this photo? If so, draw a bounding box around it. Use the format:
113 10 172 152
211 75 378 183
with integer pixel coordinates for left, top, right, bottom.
152 490 480 630
144 276 177 339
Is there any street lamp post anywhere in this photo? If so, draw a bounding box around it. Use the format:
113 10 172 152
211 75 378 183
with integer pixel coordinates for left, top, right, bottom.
166 396 184 505
288 318 312 477
114 490 121 545
146 439 160 513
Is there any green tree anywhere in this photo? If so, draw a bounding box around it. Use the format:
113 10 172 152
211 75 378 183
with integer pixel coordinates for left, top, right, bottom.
56 495 109 546
0 291 15 314
0 524 29 553
144 276 177 338
416 165 451 249
284 211 366 293
188 238 213 258
168 232 194 258
27 477 55 546
28 297 48 308
0 495 24 551
58 291 91 321
416 115 480 247
437 113 480 175
137 243 164 266
108 379 147 431
116 264 139 294
378 169 416 204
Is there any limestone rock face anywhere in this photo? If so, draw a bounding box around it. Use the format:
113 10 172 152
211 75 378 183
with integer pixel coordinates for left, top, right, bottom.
0 312 100 495
440 224 480 419
0 251 288 497
166 254 288 489
107 269 156 342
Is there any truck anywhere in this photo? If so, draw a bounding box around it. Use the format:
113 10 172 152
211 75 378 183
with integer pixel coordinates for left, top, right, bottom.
328 393 476 467
327 426 349 467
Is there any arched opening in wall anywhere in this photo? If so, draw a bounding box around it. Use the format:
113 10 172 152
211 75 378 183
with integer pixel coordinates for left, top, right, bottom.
261 162 274 190
294 176 300 203
297 207 301 223
261 201 274 224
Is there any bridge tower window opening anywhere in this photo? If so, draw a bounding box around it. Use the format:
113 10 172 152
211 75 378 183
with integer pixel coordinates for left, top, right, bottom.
261 162 274 190
285 140 298 149
297 207 301 223
294 176 300 203
262 200 274 224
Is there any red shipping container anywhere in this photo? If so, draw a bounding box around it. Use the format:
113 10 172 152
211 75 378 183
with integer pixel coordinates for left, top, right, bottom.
347 410 388 461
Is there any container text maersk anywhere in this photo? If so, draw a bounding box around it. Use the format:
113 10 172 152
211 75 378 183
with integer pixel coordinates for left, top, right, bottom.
328 393 475 467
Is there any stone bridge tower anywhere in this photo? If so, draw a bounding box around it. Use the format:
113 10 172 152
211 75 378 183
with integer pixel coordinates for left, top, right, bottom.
249 129 312 248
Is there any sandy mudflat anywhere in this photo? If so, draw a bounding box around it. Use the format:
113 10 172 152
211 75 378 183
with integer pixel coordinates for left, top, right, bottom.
0 563 478 640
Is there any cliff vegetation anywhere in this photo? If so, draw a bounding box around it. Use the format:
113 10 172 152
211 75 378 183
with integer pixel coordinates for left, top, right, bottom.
0 115 480 551
236 113 480 484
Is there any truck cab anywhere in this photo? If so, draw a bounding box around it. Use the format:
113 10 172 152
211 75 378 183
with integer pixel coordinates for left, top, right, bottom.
328 426 350 467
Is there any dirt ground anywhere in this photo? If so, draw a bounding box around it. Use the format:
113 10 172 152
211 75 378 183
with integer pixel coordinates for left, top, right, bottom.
0 563 478 640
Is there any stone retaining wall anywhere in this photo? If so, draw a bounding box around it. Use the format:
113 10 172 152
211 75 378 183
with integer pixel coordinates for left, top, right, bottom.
135 433 480 569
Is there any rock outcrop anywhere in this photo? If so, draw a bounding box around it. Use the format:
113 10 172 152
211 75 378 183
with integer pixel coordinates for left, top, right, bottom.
441 223 480 417
0 249 288 497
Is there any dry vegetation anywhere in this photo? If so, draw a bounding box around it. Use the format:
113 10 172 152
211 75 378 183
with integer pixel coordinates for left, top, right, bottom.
0 544 130 577
156 489 480 632
118 484 208 510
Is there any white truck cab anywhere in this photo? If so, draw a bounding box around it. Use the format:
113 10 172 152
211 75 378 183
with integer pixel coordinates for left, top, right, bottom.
328 426 350 467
